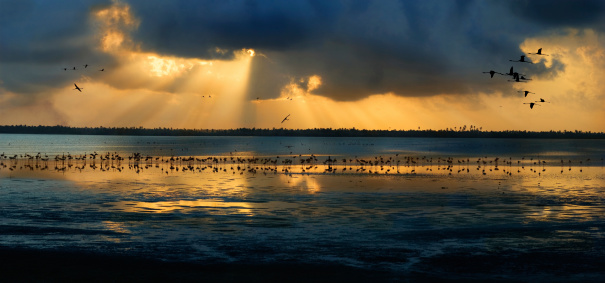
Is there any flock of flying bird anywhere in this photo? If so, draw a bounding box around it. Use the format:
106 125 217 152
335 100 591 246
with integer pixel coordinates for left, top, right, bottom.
67 64 105 93
483 48 551 109
67 64 294 125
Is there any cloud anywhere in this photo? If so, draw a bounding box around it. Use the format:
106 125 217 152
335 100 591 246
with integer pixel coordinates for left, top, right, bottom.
1 0 604 108
119 0 598 101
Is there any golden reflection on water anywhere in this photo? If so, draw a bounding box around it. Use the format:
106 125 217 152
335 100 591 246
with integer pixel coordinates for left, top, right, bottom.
113 199 255 215
2 157 603 225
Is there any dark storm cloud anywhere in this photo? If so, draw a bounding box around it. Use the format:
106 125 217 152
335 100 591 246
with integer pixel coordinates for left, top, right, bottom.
1 0 603 102
124 0 590 100
127 0 341 59
0 0 113 96
508 0 605 29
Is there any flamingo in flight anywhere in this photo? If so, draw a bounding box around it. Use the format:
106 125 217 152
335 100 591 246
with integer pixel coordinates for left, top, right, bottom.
482 70 501 78
518 90 534 97
523 102 540 109
281 114 291 123
508 72 526 83
529 48 549 56
509 55 533 64
536 98 550 103
502 66 524 77
73 83 83 92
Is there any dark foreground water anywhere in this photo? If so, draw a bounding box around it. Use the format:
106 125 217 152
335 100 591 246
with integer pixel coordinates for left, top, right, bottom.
1 134 605 281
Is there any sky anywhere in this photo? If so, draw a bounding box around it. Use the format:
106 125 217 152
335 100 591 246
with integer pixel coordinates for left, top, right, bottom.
1 0 604 131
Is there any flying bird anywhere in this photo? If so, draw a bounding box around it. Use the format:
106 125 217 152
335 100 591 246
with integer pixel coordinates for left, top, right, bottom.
281 114 291 123
518 90 534 97
529 48 548 56
536 98 550 103
482 70 501 78
508 73 526 82
73 83 83 92
509 55 533 64
502 66 523 77
83 64 89 68
523 102 540 109
519 75 532 81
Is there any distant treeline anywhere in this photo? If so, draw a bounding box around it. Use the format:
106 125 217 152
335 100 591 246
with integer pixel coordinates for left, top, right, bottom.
1 125 604 139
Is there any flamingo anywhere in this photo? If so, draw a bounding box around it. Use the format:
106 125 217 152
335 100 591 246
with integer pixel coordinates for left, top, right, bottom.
523 102 540 109
536 98 550 103
518 90 534 97
281 114 291 123
482 70 501 78
508 73 526 82
502 66 524 77
520 75 532 81
73 83 83 92
529 48 548 56
509 55 533 64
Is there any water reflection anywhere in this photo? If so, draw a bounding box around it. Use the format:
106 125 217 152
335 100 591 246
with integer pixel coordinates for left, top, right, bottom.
1 153 604 271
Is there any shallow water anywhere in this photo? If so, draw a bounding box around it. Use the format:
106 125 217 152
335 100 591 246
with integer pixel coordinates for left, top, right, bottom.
1 134 605 280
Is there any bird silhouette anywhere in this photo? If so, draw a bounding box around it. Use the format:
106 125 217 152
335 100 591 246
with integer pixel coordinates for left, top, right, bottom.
73 83 83 92
519 75 532 81
482 70 501 78
536 98 550 103
509 55 533 64
83 64 89 68
518 90 534 97
99 68 104 71
529 48 548 56
523 102 540 109
72 67 77 70
508 72 526 82
281 114 291 123
502 66 524 77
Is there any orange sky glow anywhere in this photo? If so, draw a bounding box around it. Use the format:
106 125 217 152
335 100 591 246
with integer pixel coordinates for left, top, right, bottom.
1 1 603 132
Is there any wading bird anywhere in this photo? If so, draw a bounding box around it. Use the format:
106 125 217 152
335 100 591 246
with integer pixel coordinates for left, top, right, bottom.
518 90 534 97
482 70 501 78
73 83 83 92
536 98 550 103
281 114 291 123
509 55 533 64
529 48 548 56
523 102 540 109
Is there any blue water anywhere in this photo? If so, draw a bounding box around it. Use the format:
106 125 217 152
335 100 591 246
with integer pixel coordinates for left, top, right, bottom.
1 134 605 280
1 134 604 161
